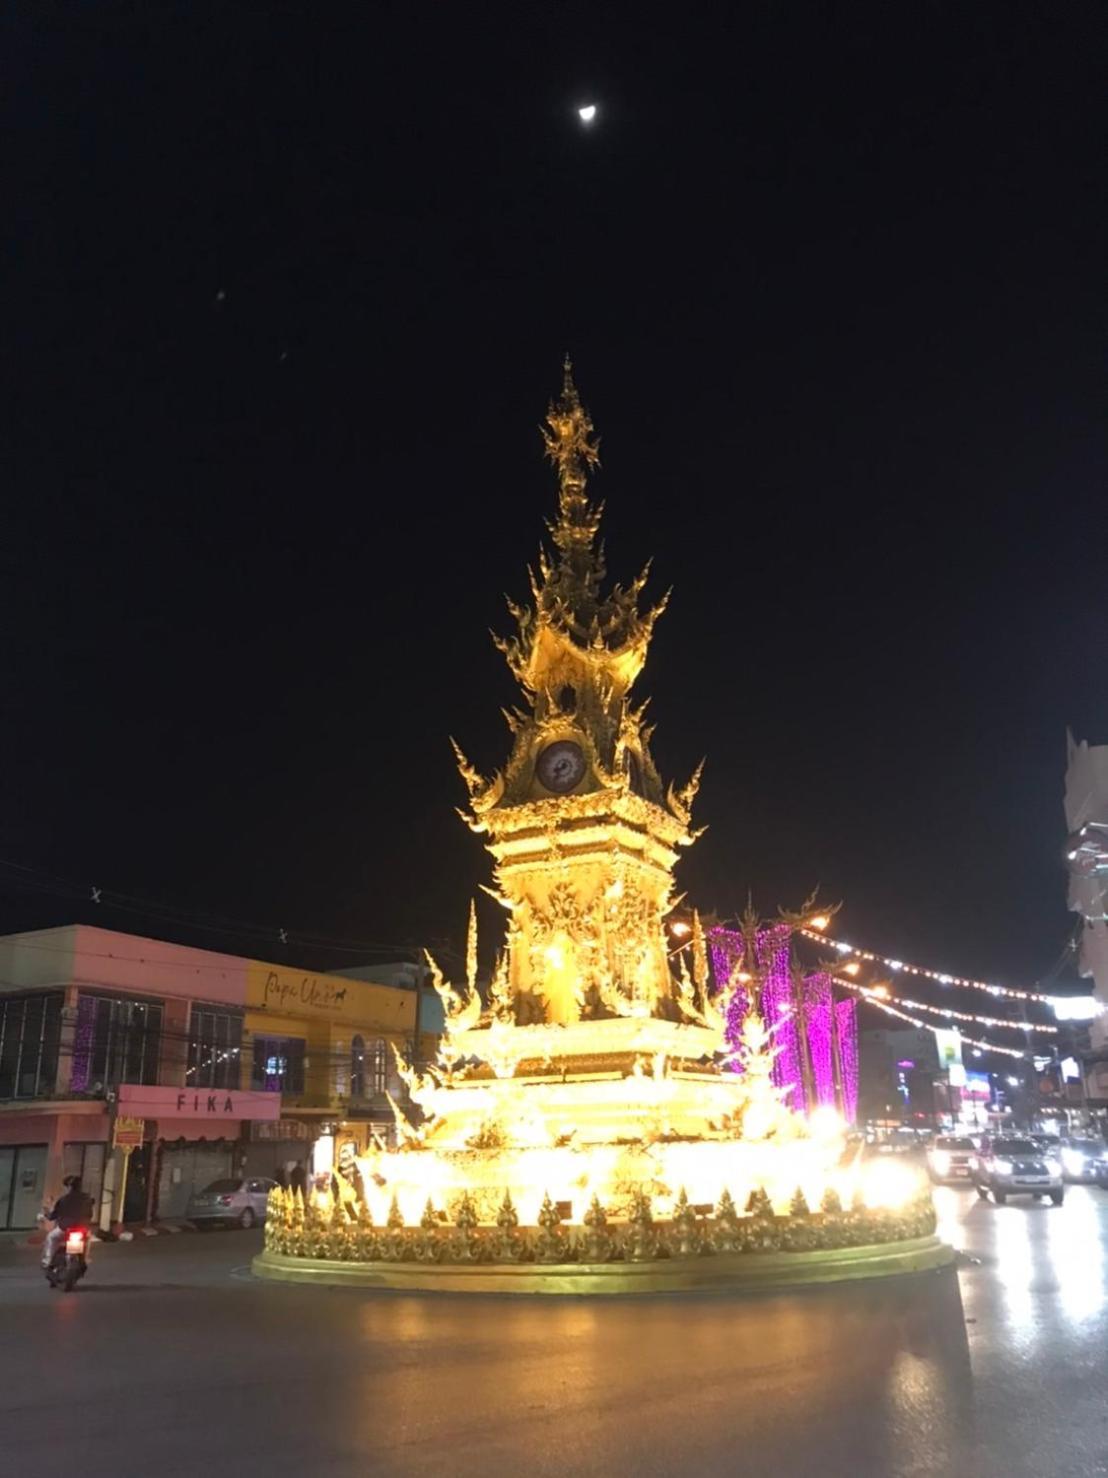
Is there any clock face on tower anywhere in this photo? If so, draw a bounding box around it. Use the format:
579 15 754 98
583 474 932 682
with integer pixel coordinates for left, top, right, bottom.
536 740 586 794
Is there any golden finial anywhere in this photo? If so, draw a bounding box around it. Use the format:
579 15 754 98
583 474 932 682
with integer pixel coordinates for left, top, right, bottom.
542 356 600 500
561 352 577 402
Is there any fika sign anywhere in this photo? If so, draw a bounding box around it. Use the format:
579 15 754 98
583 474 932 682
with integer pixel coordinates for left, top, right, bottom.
176 1092 239 1114
116 1085 282 1121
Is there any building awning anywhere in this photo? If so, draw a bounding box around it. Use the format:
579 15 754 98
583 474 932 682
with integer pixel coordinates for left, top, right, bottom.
154 1117 243 1141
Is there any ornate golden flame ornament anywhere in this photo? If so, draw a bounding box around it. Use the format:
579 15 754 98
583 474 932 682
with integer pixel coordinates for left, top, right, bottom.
253 364 950 1292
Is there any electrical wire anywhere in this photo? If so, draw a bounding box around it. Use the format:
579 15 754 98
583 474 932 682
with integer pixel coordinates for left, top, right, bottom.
0 855 462 964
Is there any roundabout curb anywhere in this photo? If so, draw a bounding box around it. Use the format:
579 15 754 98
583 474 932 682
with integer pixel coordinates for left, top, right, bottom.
252 1233 955 1295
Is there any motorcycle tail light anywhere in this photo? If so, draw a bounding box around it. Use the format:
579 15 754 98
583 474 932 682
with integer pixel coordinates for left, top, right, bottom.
65 1229 88 1254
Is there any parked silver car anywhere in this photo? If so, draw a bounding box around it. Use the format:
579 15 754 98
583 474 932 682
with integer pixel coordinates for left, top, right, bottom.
187 1177 277 1229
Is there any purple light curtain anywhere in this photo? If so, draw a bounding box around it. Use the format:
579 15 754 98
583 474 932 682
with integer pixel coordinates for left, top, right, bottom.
69 993 98 1094
707 925 860 1121
836 997 859 1122
804 972 835 1109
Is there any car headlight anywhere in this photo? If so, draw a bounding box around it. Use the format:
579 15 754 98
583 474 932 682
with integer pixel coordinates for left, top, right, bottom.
931 1151 951 1175
992 1158 1013 1175
1062 1148 1085 1174
1044 1157 1062 1177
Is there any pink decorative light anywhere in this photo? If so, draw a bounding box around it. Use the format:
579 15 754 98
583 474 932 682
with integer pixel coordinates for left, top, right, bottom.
708 924 860 1121
804 971 835 1109
759 925 804 1111
69 994 97 1094
710 927 756 1058
836 996 858 1121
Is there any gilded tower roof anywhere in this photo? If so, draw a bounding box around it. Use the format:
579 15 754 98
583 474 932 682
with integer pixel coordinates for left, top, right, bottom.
496 358 669 695
454 362 702 829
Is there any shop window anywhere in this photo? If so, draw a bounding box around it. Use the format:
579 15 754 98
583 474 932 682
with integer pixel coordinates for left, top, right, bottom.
251 1036 305 1095
186 1008 244 1090
0 993 62 1099
348 1037 387 1098
71 995 162 1092
350 1034 366 1099
370 1039 387 1095
62 1142 106 1222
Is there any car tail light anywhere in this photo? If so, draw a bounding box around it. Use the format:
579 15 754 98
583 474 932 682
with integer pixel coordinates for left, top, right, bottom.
65 1229 88 1255
216 1195 234 1205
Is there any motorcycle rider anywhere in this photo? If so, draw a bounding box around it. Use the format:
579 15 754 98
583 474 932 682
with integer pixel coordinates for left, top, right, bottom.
41 1175 93 1269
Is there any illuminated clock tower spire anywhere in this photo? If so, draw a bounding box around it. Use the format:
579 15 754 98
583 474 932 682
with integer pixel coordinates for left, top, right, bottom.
454 362 703 1026
542 354 603 600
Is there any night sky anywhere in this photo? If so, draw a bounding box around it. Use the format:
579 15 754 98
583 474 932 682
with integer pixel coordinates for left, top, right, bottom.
6 7 1107 1005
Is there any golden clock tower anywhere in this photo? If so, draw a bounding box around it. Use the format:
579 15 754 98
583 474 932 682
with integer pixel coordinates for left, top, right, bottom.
455 361 703 1027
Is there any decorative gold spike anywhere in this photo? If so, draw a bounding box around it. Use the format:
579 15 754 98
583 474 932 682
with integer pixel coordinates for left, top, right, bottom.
486 950 513 1022
542 360 600 494
450 737 486 797
466 899 478 996
691 909 709 995
672 1188 700 1257
625 1190 658 1261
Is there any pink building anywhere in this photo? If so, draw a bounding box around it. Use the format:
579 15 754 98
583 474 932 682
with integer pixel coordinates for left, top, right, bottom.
0 924 423 1231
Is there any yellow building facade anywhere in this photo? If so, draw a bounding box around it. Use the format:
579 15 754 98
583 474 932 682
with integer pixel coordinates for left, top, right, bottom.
242 963 431 1158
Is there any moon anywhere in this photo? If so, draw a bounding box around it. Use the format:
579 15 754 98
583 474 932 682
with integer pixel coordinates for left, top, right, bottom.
577 104 597 124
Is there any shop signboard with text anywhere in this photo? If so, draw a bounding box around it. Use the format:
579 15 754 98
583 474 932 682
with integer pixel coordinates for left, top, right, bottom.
112 1116 145 1150
116 1085 282 1121
245 962 416 1028
933 1028 965 1087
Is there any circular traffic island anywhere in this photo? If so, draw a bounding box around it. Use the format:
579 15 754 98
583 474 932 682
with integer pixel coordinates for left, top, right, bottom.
252 1187 954 1295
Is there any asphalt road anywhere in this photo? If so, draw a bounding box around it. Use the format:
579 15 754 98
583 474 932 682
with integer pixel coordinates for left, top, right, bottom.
3 1183 1108 1478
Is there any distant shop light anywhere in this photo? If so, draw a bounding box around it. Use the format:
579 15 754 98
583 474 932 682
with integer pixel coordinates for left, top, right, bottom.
1052 996 1100 1022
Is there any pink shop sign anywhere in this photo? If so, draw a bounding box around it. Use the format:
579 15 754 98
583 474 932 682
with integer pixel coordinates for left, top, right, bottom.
116 1086 282 1121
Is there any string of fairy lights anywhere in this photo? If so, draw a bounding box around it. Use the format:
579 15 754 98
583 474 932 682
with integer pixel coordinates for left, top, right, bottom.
861 991 1059 1034
796 923 1066 1004
833 981 1031 1060
794 919 1094 1064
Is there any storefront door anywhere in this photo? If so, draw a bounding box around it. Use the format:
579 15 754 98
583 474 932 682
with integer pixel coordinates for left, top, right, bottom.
0 1144 48 1229
157 1142 236 1220
123 1144 151 1223
61 1143 107 1222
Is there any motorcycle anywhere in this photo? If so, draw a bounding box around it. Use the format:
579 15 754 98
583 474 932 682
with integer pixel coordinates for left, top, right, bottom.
44 1225 91 1292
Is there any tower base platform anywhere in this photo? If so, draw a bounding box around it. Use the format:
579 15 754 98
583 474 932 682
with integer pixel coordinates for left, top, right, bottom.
253 1234 954 1296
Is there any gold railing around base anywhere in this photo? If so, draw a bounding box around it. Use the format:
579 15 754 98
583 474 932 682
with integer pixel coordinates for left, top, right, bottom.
253 1233 954 1294
260 1184 944 1275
